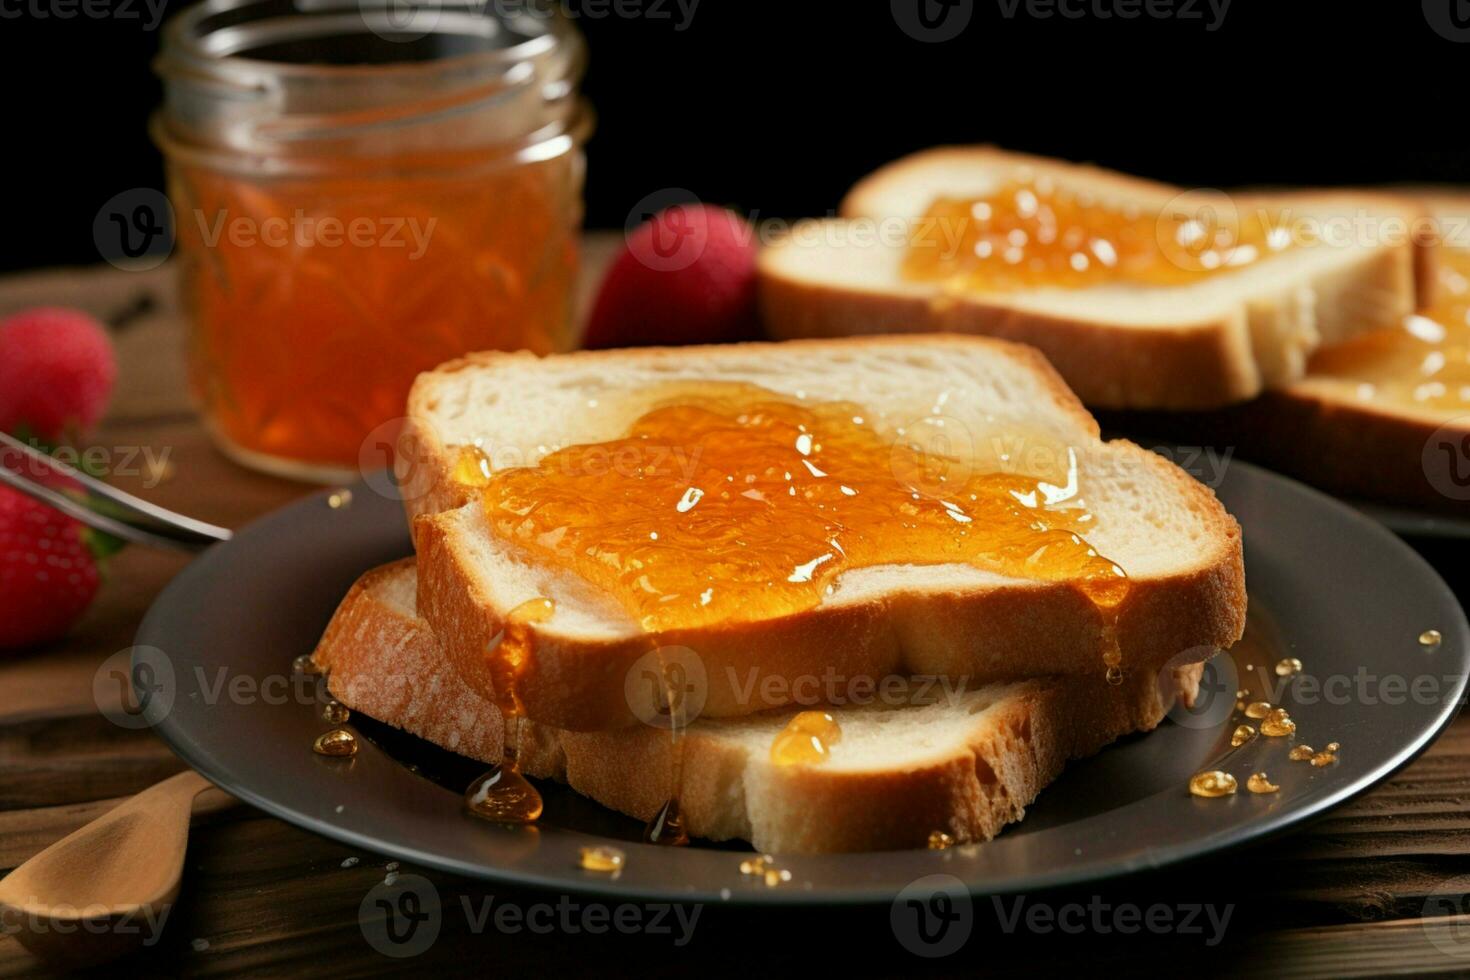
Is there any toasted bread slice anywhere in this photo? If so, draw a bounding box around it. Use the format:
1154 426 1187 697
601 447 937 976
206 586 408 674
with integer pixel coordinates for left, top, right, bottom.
403 335 1245 731
315 560 1203 853
1110 194 1470 514
759 147 1425 410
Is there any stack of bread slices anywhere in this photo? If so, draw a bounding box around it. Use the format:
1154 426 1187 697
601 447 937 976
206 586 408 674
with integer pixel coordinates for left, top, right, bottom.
313 335 1247 853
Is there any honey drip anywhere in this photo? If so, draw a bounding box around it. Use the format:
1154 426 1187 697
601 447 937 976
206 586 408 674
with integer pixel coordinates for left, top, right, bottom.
1246 772 1279 794
1274 657 1303 677
1308 249 1470 412
644 797 688 846
770 711 843 766
1288 745 1315 762
1244 701 1272 720
322 701 351 724
1420 629 1444 649
1260 708 1296 737
644 646 693 847
902 178 1294 293
1189 770 1238 798
1230 725 1256 747
739 855 793 887
476 383 1127 675
578 845 626 873
465 597 552 825
927 831 956 850
455 445 493 488
292 653 322 676
313 728 357 758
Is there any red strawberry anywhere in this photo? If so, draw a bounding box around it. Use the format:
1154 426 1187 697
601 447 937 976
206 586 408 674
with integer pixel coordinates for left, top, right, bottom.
584 204 761 349
0 486 102 650
0 307 117 441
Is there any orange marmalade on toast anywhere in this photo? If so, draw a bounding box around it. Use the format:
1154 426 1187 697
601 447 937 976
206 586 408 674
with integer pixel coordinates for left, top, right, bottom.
902 177 1295 291
457 382 1129 682
1306 247 1470 412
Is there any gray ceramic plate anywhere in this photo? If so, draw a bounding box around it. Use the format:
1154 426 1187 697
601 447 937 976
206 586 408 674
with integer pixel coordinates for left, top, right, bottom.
1353 501 1470 540
135 461 1470 904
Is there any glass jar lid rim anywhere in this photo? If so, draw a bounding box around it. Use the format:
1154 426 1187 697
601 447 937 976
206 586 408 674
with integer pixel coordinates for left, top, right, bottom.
161 0 568 79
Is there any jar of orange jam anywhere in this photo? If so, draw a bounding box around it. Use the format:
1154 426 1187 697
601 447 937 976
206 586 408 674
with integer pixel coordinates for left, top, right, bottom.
152 0 590 480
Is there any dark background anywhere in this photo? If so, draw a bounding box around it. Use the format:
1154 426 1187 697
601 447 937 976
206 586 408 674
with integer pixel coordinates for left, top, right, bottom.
3 0 1469 271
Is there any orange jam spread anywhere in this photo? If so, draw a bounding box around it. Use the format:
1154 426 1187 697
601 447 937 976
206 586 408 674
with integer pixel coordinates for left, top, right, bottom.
472 383 1127 657
902 177 1295 292
1307 248 1470 412
770 711 842 766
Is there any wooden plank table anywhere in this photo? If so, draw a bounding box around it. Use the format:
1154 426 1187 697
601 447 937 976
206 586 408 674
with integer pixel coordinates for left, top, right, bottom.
2 240 1470 977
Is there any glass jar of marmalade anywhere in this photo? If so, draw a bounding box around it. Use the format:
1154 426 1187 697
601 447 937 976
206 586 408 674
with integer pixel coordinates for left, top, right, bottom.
153 0 590 480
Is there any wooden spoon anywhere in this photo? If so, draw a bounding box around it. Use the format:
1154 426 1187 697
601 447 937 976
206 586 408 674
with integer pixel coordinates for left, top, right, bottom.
0 770 234 965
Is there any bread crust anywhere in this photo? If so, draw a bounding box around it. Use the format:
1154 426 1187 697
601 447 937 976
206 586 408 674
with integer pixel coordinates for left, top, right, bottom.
1122 387 1470 515
315 560 1204 853
1119 191 1470 514
757 259 1262 407
403 335 1246 732
762 146 1428 410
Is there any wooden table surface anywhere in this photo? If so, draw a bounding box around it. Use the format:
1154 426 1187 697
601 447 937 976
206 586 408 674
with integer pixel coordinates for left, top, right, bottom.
3 240 1470 978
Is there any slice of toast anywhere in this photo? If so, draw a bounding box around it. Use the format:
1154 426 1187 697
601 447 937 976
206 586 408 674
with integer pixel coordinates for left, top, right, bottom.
1109 195 1470 514
403 335 1245 731
315 560 1204 854
759 146 1426 410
